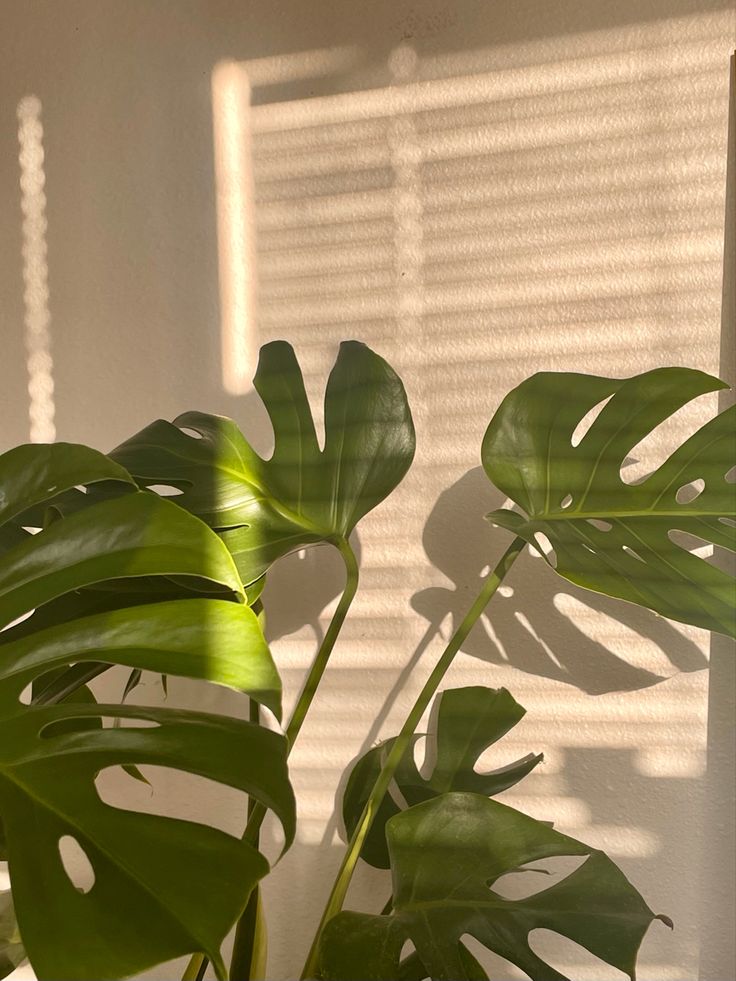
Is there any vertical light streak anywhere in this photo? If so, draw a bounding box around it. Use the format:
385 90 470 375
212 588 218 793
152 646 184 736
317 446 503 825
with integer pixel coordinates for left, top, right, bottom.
388 44 426 420
212 61 258 395
17 95 55 443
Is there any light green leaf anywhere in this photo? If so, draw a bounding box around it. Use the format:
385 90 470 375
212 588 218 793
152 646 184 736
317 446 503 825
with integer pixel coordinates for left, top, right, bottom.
0 445 294 980
0 491 245 629
0 442 133 531
343 687 542 868
1 599 282 719
110 341 415 586
482 368 736 637
319 793 669 981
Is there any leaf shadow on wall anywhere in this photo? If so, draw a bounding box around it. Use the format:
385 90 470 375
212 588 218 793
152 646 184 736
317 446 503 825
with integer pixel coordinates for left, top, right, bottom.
411 467 707 695
260 534 361 646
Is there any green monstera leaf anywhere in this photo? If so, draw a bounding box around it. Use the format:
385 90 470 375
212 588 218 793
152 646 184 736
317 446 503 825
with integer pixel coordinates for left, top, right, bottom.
319 793 669 981
110 340 415 587
0 441 133 532
482 368 736 638
343 687 542 868
0 443 294 980
0 442 257 703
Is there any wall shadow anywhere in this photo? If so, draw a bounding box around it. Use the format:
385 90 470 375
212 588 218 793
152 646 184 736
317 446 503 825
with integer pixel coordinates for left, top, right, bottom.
261 534 361 647
411 467 707 695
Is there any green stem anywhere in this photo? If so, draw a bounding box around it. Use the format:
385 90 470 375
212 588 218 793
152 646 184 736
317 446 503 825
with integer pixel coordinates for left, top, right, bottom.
243 538 359 846
229 884 266 980
299 536 525 980
182 539 359 981
181 954 205 981
285 538 360 748
229 700 267 981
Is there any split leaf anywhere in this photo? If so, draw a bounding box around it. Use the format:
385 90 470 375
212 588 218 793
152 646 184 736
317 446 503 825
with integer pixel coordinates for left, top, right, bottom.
111 341 415 586
320 793 669 981
482 368 735 637
342 687 541 868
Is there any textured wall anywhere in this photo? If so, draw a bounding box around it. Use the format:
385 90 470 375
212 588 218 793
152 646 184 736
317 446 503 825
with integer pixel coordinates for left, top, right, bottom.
1 2 733 979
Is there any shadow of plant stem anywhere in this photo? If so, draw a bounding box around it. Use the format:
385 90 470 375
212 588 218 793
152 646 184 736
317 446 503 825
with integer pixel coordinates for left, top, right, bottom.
319 465 707 862
411 468 707 695
260 535 362 647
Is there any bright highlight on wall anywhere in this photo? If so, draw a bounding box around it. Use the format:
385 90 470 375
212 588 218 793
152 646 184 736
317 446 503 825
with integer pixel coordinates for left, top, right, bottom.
212 61 259 395
213 12 732 980
17 95 55 444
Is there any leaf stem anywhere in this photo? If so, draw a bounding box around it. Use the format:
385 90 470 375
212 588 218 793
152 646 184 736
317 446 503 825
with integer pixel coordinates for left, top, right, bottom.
229 700 268 980
243 538 359 846
285 538 360 748
299 536 525 980
181 954 206 981
183 539 360 981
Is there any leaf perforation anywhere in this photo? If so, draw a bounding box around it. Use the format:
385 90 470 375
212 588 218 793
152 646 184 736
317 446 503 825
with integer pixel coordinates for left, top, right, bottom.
483 369 735 637
320 795 665 981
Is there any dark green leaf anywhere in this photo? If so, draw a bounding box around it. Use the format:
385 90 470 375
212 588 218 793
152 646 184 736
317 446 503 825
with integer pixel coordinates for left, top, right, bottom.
47 682 103 737
0 601 291 981
122 668 143 701
111 341 415 586
0 443 133 531
398 947 488 981
42 505 64 528
482 368 736 637
317 921 489 981
0 525 30 556
0 445 294 980
343 687 542 868
31 669 149 790
2 703 292 981
319 793 670 981
0 445 134 560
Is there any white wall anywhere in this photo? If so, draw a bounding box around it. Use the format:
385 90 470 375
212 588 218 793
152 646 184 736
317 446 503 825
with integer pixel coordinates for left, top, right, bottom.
1 2 734 979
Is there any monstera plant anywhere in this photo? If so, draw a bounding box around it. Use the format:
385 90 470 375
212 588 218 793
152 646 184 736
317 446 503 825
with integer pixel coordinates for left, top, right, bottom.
1 342 733 981
0 445 294 980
